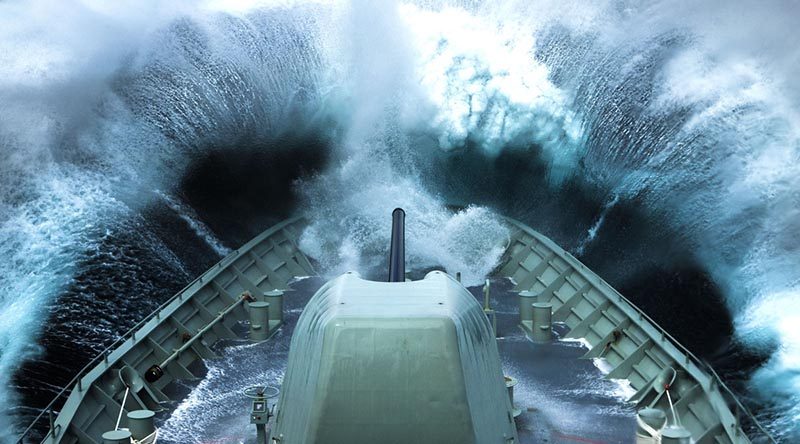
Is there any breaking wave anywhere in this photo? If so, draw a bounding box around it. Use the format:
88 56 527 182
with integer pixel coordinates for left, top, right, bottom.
1 0 799 441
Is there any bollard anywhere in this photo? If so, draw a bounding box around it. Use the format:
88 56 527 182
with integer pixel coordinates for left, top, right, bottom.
504 376 522 418
531 302 552 342
661 426 691 444
518 291 536 323
249 301 270 342
102 430 131 444
127 410 156 440
456 272 461 283
264 289 284 324
636 408 666 443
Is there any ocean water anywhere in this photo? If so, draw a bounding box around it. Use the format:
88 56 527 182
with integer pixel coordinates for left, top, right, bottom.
1 0 799 441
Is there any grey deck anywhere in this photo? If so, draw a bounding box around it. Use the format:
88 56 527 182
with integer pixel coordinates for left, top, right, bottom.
479 279 636 444
18 218 315 444
154 276 323 444
19 216 774 443
155 277 636 444
497 218 773 444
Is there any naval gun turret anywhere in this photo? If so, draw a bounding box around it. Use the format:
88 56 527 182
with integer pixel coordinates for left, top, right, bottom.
268 209 518 444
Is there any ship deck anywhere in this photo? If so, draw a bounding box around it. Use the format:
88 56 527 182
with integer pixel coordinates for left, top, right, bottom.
486 278 636 444
153 276 636 444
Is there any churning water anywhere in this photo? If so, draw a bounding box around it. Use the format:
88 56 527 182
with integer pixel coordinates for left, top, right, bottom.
1 0 799 441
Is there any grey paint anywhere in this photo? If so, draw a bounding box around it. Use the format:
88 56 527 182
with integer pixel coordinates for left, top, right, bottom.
18 218 314 444
497 217 774 444
18 216 775 444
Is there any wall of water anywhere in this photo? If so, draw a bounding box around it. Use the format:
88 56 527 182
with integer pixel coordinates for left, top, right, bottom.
1 0 798 441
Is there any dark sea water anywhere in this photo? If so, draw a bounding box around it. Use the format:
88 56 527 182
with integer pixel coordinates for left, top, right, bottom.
1 1 798 441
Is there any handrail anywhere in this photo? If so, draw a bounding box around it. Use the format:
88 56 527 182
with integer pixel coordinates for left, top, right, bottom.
17 216 774 443
598 271 774 442
704 364 776 443
585 264 775 443
503 218 776 443
16 217 306 443
16 254 228 443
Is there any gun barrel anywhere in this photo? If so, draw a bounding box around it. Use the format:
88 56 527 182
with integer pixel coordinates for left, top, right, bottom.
388 208 405 282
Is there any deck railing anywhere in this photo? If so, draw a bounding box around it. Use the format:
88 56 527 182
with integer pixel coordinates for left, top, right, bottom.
16 217 307 443
504 218 776 444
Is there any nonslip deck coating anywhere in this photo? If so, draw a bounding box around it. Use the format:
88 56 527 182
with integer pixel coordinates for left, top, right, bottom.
156 277 635 444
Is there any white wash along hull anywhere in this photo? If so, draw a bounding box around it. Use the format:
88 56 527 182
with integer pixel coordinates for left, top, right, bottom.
16 216 774 444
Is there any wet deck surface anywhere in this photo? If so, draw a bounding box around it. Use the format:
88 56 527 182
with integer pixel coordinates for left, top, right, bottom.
155 276 635 444
477 279 636 444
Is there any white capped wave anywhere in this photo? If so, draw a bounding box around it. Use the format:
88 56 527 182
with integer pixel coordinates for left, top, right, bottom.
298 170 509 287
0 169 126 434
2 0 800 441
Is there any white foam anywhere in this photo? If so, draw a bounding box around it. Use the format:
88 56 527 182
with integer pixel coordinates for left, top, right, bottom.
155 190 231 257
554 336 637 401
1 0 800 439
575 194 619 255
399 4 585 182
299 173 509 287
737 288 800 431
159 339 290 442
0 168 127 433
